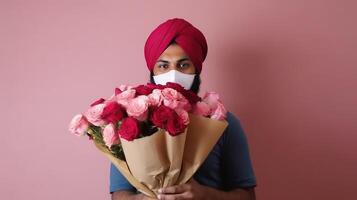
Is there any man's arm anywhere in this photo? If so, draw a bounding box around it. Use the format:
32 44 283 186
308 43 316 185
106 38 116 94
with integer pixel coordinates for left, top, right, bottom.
110 163 154 199
112 190 157 200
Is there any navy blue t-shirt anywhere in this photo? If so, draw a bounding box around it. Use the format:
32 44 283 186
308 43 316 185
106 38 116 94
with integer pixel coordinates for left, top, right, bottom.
109 112 257 193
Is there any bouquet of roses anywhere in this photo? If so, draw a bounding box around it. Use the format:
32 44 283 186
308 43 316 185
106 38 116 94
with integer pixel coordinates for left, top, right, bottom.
69 82 228 197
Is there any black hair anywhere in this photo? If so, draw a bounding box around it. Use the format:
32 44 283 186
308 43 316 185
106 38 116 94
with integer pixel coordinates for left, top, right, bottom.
149 71 201 94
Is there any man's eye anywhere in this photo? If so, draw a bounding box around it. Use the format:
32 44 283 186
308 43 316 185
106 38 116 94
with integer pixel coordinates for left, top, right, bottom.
179 63 190 68
158 64 169 68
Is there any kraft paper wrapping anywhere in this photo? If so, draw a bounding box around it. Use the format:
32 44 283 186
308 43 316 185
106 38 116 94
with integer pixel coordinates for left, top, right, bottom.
121 128 187 192
93 114 228 198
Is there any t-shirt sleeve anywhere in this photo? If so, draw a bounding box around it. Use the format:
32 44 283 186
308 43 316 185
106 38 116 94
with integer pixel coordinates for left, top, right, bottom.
222 112 257 190
109 163 136 194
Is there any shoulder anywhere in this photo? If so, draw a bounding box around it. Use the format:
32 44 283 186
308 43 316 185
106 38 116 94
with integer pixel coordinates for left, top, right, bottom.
225 111 244 134
221 111 247 144
226 111 241 126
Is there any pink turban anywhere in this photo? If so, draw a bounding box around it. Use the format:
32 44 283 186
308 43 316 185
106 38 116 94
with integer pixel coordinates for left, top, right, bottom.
144 18 208 74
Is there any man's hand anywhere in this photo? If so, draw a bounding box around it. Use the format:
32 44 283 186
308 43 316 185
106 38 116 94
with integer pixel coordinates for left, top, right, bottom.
112 180 255 200
157 179 206 200
157 179 255 200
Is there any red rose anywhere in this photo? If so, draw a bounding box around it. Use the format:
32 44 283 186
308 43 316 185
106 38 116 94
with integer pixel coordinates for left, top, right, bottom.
118 117 140 141
166 82 185 91
134 84 154 96
147 83 165 90
166 112 187 136
182 90 201 105
90 98 105 107
101 102 126 123
150 105 175 128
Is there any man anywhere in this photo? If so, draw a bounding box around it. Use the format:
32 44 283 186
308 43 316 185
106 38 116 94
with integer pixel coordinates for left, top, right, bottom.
110 18 257 200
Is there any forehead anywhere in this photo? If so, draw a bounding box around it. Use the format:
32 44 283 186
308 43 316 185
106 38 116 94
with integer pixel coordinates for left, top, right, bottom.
158 44 189 60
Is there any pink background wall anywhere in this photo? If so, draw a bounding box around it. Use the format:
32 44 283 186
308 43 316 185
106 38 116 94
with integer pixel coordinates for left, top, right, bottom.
1 0 356 199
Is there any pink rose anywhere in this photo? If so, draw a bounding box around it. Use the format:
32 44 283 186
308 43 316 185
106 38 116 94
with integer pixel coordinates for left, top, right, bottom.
162 88 180 109
90 98 105 107
203 92 221 110
116 88 136 108
115 88 122 95
162 88 189 110
103 123 120 147
177 98 191 111
127 95 149 121
148 89 163 106
106 94 117 103
175 109 189 125
69 114 89 136
192 101 211 117
118 84 134 91
165 82 201 104
84 103 106 126
202 92 227 120
210 102 227 120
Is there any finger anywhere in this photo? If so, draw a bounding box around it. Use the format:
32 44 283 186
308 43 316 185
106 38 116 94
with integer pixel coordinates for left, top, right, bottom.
158 184 186 194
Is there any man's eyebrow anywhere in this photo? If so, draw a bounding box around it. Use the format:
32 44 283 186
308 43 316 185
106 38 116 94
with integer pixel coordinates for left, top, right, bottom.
157 57 190 63
177 57 190 62
157 59 169 63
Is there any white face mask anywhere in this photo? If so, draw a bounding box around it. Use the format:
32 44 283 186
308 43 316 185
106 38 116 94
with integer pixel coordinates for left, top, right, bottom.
153 70 196 90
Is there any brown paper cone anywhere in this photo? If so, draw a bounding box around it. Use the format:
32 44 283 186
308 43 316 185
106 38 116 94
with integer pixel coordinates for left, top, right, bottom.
93 141 156 197
176 114 228 184
92 114 228 198
121 128 187 193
